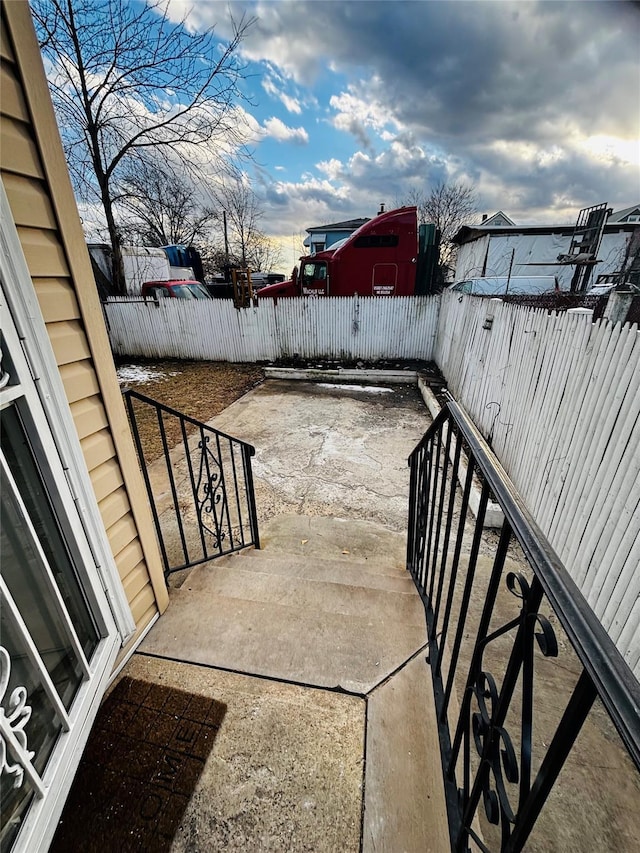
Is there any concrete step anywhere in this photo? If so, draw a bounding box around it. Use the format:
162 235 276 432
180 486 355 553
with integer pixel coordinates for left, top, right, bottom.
259 514 407 569
234 549 412 588
141 574 426 694
182 561 423 626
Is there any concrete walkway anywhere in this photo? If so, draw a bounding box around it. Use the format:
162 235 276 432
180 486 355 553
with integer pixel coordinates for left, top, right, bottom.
119 379 450 851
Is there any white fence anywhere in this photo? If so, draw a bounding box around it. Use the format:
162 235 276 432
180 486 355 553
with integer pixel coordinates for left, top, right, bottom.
436 290 640 675
103 295 440 363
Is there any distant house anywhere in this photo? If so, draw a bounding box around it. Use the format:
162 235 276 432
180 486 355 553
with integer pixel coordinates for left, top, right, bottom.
608 204 640 224
304 217 370 254
478 210 517 227
452 206 639 291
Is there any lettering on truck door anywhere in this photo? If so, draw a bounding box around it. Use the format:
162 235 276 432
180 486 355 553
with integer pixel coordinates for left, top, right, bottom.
372 263 398 296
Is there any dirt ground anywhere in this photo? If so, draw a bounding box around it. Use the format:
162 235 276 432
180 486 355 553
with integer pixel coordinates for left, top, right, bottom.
116 359 264 462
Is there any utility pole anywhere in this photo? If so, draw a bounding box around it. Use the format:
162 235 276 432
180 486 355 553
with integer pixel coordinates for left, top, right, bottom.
223 210 229 264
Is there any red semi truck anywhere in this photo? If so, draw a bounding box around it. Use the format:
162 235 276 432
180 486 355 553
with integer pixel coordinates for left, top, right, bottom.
258 206 440 298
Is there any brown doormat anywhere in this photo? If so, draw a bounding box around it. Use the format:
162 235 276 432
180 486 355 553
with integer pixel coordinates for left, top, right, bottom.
50 676 226 853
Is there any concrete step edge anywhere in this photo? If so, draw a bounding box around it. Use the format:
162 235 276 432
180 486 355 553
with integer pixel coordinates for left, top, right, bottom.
184 564 417 601
239 548 408 577
226 554 412 593
168 582 425 630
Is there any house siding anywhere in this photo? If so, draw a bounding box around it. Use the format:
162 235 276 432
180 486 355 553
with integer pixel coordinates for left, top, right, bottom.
1 2 168 663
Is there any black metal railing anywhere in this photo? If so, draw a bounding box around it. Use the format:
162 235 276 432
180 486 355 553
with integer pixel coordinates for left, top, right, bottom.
407 398 640 852
124 389 259 578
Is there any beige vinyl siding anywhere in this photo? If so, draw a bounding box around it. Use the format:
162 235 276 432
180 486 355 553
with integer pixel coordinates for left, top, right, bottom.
32 278 82 324
2 172 58 229
117 540 146 581
131 587 158 625
60 361 101 402
0 16 14 60
99 488 133 533
90 458 125 504
1 3 168 659
46 320 92 365
70 396 110 441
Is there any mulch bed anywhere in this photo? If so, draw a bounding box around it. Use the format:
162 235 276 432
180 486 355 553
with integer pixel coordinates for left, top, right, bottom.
50 677 226 853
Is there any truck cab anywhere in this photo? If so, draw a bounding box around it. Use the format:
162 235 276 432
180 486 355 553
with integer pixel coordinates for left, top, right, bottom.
259 206 423 298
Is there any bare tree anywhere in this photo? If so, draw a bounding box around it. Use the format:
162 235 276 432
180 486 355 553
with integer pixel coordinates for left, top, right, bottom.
405 182 478 271
210 177 263 267
245 232 283 273
33 0 254 293
118 159 216 247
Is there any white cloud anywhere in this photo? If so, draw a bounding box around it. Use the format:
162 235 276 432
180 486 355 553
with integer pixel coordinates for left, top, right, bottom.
580 135 640 169
316 159 344 181
280 93 303 115
262 75 303 114
263 116 309 144
262 76 279 98
329 84 403 147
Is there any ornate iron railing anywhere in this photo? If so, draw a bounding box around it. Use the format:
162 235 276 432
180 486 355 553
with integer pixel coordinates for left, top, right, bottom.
124 389 259 578
407 398 640 852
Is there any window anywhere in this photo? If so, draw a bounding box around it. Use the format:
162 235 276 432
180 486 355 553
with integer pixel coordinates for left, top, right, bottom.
302 262 327 281
146 286 170 299
170 283 210 299
354 234 399 249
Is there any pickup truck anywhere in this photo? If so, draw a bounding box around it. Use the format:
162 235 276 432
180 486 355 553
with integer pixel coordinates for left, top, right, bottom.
141 280 211 299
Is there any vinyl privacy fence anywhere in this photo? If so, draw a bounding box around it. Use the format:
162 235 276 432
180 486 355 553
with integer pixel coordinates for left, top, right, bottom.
103 295 440 363
436 290 640 675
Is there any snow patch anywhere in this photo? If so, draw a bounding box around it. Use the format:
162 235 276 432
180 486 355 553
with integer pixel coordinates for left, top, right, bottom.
317 383 393 394
116 365 178 385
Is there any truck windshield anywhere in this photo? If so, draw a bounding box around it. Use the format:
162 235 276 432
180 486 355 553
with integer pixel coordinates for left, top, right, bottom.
170 283 210 299
302 262 327 282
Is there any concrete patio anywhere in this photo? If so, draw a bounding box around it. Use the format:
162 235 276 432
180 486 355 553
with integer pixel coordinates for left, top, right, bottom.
118 378 451 851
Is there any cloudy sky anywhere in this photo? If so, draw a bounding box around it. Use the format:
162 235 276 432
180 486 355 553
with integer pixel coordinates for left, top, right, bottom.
148 2 640 267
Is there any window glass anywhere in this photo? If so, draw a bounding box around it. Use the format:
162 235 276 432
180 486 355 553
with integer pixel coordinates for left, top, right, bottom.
354 234 399 248
171 284 210 299
1 406 100 669
148 286 170 298
302 262 327 280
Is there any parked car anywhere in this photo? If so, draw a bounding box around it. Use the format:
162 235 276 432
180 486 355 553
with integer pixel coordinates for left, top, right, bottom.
141 280 211 299
449 276 558 296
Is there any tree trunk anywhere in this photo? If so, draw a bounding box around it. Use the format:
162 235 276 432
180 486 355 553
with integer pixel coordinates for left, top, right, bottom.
101 180 126 295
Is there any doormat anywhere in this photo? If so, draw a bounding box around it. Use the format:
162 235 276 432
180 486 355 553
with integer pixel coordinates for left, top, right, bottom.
50 676 226 853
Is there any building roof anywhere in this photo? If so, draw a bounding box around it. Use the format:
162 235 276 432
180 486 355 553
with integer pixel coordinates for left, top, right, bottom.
307 217 370 234
453 219 638 245
608 205 640 222
479 211 517 227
